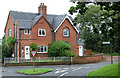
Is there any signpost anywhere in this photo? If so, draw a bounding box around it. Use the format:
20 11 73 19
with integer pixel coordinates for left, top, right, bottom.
31 51 37 72
102 42 113 64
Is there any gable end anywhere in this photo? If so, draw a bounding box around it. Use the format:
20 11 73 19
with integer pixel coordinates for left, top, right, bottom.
54 15 79 33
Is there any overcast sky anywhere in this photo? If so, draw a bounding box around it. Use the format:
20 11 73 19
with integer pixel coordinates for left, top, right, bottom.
0 0 74 39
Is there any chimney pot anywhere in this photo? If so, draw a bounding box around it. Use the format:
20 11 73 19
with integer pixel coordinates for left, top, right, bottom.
38 2 47 18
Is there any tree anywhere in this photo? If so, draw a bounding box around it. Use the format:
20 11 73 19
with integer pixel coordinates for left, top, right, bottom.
48 41 75 57
69 1 120 53
30 43 38 51
30 43 38 57
6 37 16 54
2 36 15 63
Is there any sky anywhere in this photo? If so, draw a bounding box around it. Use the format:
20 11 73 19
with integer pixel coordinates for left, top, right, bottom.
0 0 75 39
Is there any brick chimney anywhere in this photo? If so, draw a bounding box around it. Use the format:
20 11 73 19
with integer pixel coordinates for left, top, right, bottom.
38 3 47 18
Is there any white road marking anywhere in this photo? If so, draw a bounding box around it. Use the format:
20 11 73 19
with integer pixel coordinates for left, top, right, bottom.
57 72 68 78
72 67 82 71
55 70 67 74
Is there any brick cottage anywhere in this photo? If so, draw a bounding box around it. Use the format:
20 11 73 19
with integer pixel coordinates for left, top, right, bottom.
4 3 84 59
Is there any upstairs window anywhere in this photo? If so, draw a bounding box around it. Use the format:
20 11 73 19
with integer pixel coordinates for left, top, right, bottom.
8 29 11 37
63 27 69 37
38 29 46 36
37 46 47 53
24 29 30 35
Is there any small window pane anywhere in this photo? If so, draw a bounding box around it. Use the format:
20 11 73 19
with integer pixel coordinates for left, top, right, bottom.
42 30 45 35
39 29 41 35
44 46 47 52
8 29 11 36
37 47 40 52
41 46 43 52
28 30 30 34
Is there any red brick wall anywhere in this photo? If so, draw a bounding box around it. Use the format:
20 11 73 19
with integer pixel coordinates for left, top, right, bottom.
20 17 53 57
5 13 14 41
72 54 103 64
56 19 79 55
85 50 92 56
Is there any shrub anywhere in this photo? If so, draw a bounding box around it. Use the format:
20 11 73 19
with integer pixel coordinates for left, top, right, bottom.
48 41 75 57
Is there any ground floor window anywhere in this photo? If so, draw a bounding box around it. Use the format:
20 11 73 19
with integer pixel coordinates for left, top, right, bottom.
37 46 47 53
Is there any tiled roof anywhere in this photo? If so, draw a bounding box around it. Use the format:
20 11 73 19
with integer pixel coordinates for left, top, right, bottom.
10 10 80 32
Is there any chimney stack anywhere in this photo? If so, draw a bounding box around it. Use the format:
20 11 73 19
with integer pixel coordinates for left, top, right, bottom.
38 3 47 18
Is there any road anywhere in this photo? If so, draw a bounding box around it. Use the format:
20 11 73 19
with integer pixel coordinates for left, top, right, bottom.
1 61 118 78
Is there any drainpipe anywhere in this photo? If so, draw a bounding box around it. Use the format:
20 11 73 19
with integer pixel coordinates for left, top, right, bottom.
15 25 17 58
19 29 21 62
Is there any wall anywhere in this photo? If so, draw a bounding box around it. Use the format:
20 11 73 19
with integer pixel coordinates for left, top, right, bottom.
85 50 92 56
20 17 53 57
72 54 103 64
56 19 79 55
4 54 104 66
5 13 14 41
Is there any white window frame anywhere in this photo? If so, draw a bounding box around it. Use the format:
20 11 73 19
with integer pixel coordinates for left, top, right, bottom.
24 29 30 35
38 29 46 36
37 46 47 53
8 29 11 37
63 29 69 37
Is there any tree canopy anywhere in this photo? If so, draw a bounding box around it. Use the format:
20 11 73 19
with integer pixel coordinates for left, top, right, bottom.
69 1 120 53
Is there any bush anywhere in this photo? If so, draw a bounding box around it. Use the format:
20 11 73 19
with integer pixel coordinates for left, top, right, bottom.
48 41 75 57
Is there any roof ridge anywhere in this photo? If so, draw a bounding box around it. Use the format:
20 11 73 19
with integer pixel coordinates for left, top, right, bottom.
47 14 67 16
10 10 37 14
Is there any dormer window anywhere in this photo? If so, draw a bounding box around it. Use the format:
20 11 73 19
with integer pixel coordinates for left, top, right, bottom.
38 29 46 36
63 27 69 37
24 29 30 35
8 29 11 37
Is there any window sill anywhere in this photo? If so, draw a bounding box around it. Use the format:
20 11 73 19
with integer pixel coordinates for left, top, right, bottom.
37 52 47 53
63 36 69 37
38 35 46 36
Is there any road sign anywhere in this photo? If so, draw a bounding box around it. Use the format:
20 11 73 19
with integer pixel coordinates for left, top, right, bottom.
103 42 110 44
31 51 37 57
31 51 37 72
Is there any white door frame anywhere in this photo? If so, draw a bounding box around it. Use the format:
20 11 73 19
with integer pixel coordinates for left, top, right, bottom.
25 46 30 59
79 45 83 56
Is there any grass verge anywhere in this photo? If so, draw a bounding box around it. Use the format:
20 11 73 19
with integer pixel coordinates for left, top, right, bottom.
88 63 120 77
17 68 52 75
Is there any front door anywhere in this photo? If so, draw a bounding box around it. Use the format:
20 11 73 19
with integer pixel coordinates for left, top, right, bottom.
25 46 30 59
79 46 83 56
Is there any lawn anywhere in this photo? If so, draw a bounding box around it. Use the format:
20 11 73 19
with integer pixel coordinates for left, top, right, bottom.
88 63 119 77
17 68 52 75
